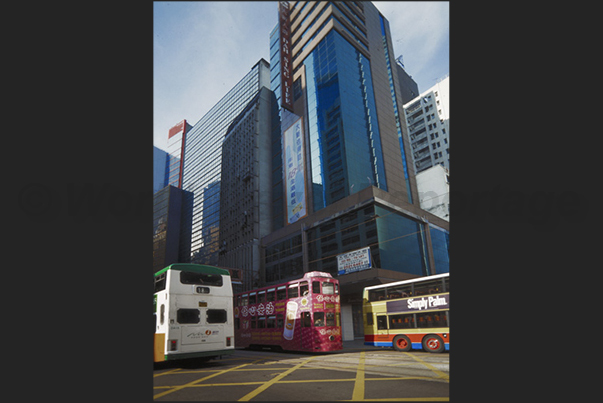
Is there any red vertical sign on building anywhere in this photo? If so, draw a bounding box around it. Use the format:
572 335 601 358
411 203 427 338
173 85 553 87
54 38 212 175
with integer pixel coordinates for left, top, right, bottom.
279 1 294 112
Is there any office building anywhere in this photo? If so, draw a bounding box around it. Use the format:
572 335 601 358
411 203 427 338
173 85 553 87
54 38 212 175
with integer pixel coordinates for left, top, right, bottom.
153 146 170 194
153 185 193 273
181 59 271 266
264 1 449 340
416 164 449 222
218 87 279 290
395 56 419 104
403 75 450 173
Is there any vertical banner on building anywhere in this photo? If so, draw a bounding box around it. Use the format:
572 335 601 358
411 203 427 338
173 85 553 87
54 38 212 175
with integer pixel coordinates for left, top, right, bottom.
284 116 307 224
279 1 294 112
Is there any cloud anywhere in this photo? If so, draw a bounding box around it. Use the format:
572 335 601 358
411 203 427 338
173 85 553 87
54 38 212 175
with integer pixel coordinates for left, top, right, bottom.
373 1 449 91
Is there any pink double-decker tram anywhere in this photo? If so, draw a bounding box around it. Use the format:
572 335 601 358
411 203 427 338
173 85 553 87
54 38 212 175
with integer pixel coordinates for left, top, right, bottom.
233 272 342 352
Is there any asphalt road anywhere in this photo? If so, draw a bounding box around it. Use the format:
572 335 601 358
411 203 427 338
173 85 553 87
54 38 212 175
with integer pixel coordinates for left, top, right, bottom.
153 340 449 401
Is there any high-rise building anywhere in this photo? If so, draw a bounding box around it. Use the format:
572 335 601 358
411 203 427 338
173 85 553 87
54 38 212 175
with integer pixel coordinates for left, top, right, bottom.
181 59 271 266
403 75 450 173
218 87 279 290
416 164 449 222
395 57 419 104
264 1 449 340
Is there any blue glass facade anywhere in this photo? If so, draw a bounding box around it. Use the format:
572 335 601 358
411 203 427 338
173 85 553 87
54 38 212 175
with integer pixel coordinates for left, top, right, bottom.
304 30 387 211
375 205 429 277
429 226 450 274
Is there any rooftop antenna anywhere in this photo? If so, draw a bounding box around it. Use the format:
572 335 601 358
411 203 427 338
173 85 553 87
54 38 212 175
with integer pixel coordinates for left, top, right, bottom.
395 55 405 69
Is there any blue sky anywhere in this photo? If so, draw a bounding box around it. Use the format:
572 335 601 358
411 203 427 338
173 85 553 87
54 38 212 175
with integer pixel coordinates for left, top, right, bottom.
154 1 449 151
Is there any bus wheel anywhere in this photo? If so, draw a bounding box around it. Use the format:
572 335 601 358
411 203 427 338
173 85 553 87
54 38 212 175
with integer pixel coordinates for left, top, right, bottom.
392 335 412 352
422 334 444 353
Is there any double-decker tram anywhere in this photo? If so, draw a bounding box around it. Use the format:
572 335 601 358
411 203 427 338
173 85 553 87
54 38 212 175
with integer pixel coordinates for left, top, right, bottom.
154 264 235 362
234 272 342 352
363 272 449 353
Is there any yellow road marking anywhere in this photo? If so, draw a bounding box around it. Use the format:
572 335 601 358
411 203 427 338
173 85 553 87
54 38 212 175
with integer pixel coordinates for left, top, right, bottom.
153 368 181 378
153 362 253 400
403 353 449 382
351 351 365 401
238 356 315 401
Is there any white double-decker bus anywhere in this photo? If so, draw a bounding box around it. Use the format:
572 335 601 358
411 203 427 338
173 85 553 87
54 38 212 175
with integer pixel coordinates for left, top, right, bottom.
154 264 235 362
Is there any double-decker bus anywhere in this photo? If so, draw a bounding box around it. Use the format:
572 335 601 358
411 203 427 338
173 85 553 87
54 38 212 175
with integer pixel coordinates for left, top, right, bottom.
154 264 235 362
234 271 342 352
363 273 449 353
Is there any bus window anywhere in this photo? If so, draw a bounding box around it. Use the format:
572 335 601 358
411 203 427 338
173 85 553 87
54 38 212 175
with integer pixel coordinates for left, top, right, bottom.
267 288 276 302
160 304 165 325
366 312 373 326
277 286 286 300
312 281 321 294
369 289 386 301
444 277 450 292
322 282 334 295
154 273 166 293
207 309 227 323
376 315 388 330
249 293 257 304
289 284 299 298
180 271 223 287
258 291 266 304
300 282 309 296
416 312 438 328
314 312 325 327
387 285 411 299
177 308 200 324
389 314 413 329
326 312 335 326
301 312 311 327
413 279 442 296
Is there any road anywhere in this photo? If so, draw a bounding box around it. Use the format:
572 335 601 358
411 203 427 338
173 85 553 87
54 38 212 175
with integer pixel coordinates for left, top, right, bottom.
153 340 449 401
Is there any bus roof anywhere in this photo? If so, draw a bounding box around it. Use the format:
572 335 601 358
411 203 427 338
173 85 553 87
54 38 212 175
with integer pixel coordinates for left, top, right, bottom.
154 263 231 277
364 272 449 291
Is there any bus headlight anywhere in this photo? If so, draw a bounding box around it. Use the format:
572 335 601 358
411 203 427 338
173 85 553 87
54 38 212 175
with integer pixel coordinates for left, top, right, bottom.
169 340 178 351
226 337 231 347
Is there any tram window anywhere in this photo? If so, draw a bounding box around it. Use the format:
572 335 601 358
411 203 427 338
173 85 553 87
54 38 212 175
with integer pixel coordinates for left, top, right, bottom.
267 288 276 302
276 314 284 328
235 317 240 330
177 308 200 324
207 309 227 323
326 312 335 326
314 312 325 327
251 319 257 329
322 282 334 295
258 317 266 328
267 316 276 328
300 282 309 296
180 271 223 287
258 291 266 303
289 284 299 298
249 293 257 304
376 315 388 330
277 286 287 300
241 294 248 306
312 281 321 294
335 283 339 294
301 312 312 327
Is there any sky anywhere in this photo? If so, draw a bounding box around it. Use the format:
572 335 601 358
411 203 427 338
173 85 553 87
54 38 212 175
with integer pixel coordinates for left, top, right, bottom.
154 1 449 152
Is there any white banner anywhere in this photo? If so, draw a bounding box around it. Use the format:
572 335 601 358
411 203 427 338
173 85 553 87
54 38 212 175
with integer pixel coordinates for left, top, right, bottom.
337 247 372 275
284 117 307 224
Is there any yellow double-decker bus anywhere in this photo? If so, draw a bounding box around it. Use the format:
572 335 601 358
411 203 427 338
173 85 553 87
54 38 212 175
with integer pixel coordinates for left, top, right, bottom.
363 273 449 353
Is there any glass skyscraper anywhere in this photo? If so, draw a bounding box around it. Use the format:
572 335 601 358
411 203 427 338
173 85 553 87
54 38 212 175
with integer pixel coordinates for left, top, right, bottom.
181 59 271 265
